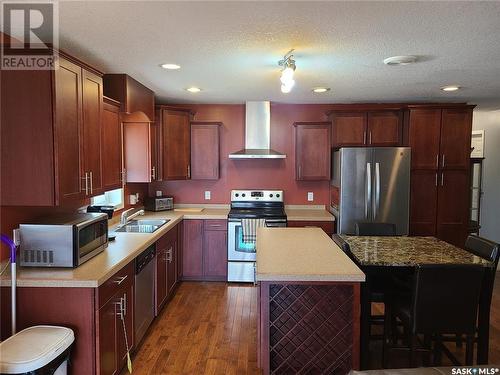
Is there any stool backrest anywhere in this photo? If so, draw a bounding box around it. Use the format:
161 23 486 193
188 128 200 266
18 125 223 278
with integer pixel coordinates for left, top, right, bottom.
465 235 499 267
355 222 396 236
412 264 484 335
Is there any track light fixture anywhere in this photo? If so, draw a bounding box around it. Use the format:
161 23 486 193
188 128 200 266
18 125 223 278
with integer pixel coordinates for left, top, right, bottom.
278 49 296 94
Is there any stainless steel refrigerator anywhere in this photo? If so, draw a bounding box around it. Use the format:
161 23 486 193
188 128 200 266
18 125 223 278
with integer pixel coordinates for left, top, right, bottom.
331 147 411 235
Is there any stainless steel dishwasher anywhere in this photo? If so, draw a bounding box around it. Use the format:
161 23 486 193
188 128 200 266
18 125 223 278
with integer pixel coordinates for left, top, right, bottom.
134 244 155 345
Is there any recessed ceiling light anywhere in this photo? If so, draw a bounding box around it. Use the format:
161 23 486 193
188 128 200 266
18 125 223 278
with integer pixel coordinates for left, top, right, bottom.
161 63 181 70
186 87 201 93
441 85 461 92
312 87 331 93
383 55 418 66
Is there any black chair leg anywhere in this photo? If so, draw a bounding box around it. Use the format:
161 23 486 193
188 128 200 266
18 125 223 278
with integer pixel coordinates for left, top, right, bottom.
409 334 417 367
456 333 463 348
465 334 474 365
382 303 392 368
433 334 443 366
423 334 432 366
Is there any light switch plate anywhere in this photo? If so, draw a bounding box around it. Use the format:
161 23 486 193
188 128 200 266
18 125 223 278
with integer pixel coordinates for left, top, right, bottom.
205 191 211 200
13 228 20 246
156 190 162 197
307 192 314 201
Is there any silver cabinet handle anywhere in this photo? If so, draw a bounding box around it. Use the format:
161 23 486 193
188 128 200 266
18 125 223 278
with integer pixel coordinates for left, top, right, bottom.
82 172 89 195
89 171 93 194
369 132 372 145
363 131 367 145
365 163 371 219
151 166 156 180
441 172 444 186
374 163 380 219
441 154 445 168
435 173 438 187
113 275 128 285
121 169 126 184
123 293 127 316
187 165 191 178
167 247 173 263
436 155 439 168
298 165 302 179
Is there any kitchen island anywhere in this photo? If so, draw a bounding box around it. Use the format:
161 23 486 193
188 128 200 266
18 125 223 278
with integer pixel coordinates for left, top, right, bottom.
256 227 365 375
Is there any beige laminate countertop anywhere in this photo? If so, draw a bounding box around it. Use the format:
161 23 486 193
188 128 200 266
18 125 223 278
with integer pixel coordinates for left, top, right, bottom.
285 208 335 222
0 208 229 288
256 227 365 282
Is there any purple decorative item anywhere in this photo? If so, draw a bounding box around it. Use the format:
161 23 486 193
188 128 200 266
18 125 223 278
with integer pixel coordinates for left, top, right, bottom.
1 234 17 335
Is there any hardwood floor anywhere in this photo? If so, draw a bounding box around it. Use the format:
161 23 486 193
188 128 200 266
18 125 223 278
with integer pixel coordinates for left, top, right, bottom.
129 277 500 374
129 282 260 374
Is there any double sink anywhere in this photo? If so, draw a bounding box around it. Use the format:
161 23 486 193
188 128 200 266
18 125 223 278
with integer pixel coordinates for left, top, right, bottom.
115 219 170 233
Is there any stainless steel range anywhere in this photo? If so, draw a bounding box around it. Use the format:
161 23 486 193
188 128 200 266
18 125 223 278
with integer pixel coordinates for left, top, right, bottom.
227 190 287 282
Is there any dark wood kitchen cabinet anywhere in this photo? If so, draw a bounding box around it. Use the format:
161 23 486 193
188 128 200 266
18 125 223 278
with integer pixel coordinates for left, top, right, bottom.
157 106 195 180
408 105 474 247
1 52 104 205
96 262 134 375
102 97 123 191
294 122 331 181
191 122 221 180
183 220 227 281
103 74 155 122
155 225 179 314
329 110 402 148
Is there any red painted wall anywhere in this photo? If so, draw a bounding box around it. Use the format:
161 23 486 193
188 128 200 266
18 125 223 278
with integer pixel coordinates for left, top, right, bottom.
150 103 333 205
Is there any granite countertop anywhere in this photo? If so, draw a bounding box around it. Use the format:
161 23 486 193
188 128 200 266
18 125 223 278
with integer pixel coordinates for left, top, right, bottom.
0 208 229 288
342 235 493 267
256 227 365 282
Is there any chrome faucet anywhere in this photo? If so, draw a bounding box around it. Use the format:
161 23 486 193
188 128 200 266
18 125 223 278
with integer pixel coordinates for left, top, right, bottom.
120 207 145 225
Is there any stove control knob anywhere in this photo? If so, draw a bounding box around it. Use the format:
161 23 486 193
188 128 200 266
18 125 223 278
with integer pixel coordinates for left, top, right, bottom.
242 193 246 197
269 194 274 198
235 193 239 197
276 194 280 198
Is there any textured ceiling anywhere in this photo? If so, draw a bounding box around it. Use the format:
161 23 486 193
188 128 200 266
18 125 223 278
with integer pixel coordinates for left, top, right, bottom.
59 1 500 108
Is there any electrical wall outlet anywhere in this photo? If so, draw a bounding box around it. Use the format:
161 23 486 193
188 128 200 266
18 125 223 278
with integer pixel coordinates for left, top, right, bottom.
205 191 211 200
13 229 20 246
307 192 314 202
156 190 162 197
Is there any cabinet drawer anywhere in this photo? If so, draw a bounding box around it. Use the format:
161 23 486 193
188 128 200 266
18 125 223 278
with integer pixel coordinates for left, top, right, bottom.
204 220 227 231
287 221 335 235
97 262 134 308
157 226 178 250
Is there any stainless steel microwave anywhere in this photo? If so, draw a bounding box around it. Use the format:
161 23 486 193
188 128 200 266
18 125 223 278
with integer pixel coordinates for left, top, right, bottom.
19 213 108 268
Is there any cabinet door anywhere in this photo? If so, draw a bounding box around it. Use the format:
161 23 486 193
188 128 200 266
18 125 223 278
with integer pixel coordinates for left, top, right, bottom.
167 241 177 295
161 109 191 180
97 298 118 375
102 100 123 191
437 170 469 247
55 57 85 200
410 170 438 236
331 112 367 147
408 109 442 169
177 222 183 280
440 108 473 170
116 282 134 370
155 247 167 314
295 122 331 181
150 118 160 181
82 69 104 196
191 123 220 180
367 111 401 146
182 220 204 278
123 122 151 182
203 230 227 279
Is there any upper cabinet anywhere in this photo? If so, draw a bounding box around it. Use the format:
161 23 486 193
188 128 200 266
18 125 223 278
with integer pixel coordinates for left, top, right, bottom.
103 74 155 121
102 97 123 191
294 122 331 181
1 53 104 205
330 110 402 148
157 106 195 180
190 122 221 180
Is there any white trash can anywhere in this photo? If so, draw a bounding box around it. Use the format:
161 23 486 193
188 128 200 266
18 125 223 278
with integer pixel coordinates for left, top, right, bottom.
0 326 74 375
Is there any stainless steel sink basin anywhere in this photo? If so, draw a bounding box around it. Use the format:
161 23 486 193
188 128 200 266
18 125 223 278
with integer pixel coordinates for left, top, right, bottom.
115 219 169 233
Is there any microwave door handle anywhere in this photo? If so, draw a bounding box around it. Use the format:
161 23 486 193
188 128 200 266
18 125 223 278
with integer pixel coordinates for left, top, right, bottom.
365 163 371 220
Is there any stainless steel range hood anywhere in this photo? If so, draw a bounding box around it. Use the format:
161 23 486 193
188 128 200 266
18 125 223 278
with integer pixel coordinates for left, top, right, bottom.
229 101 286 159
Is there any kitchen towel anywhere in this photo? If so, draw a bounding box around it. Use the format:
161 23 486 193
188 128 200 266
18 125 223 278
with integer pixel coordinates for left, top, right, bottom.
241 219 266 244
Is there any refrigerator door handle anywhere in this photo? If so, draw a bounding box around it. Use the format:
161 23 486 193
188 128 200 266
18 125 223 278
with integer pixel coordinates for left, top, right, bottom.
365 163 371 219
374 162 380 220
